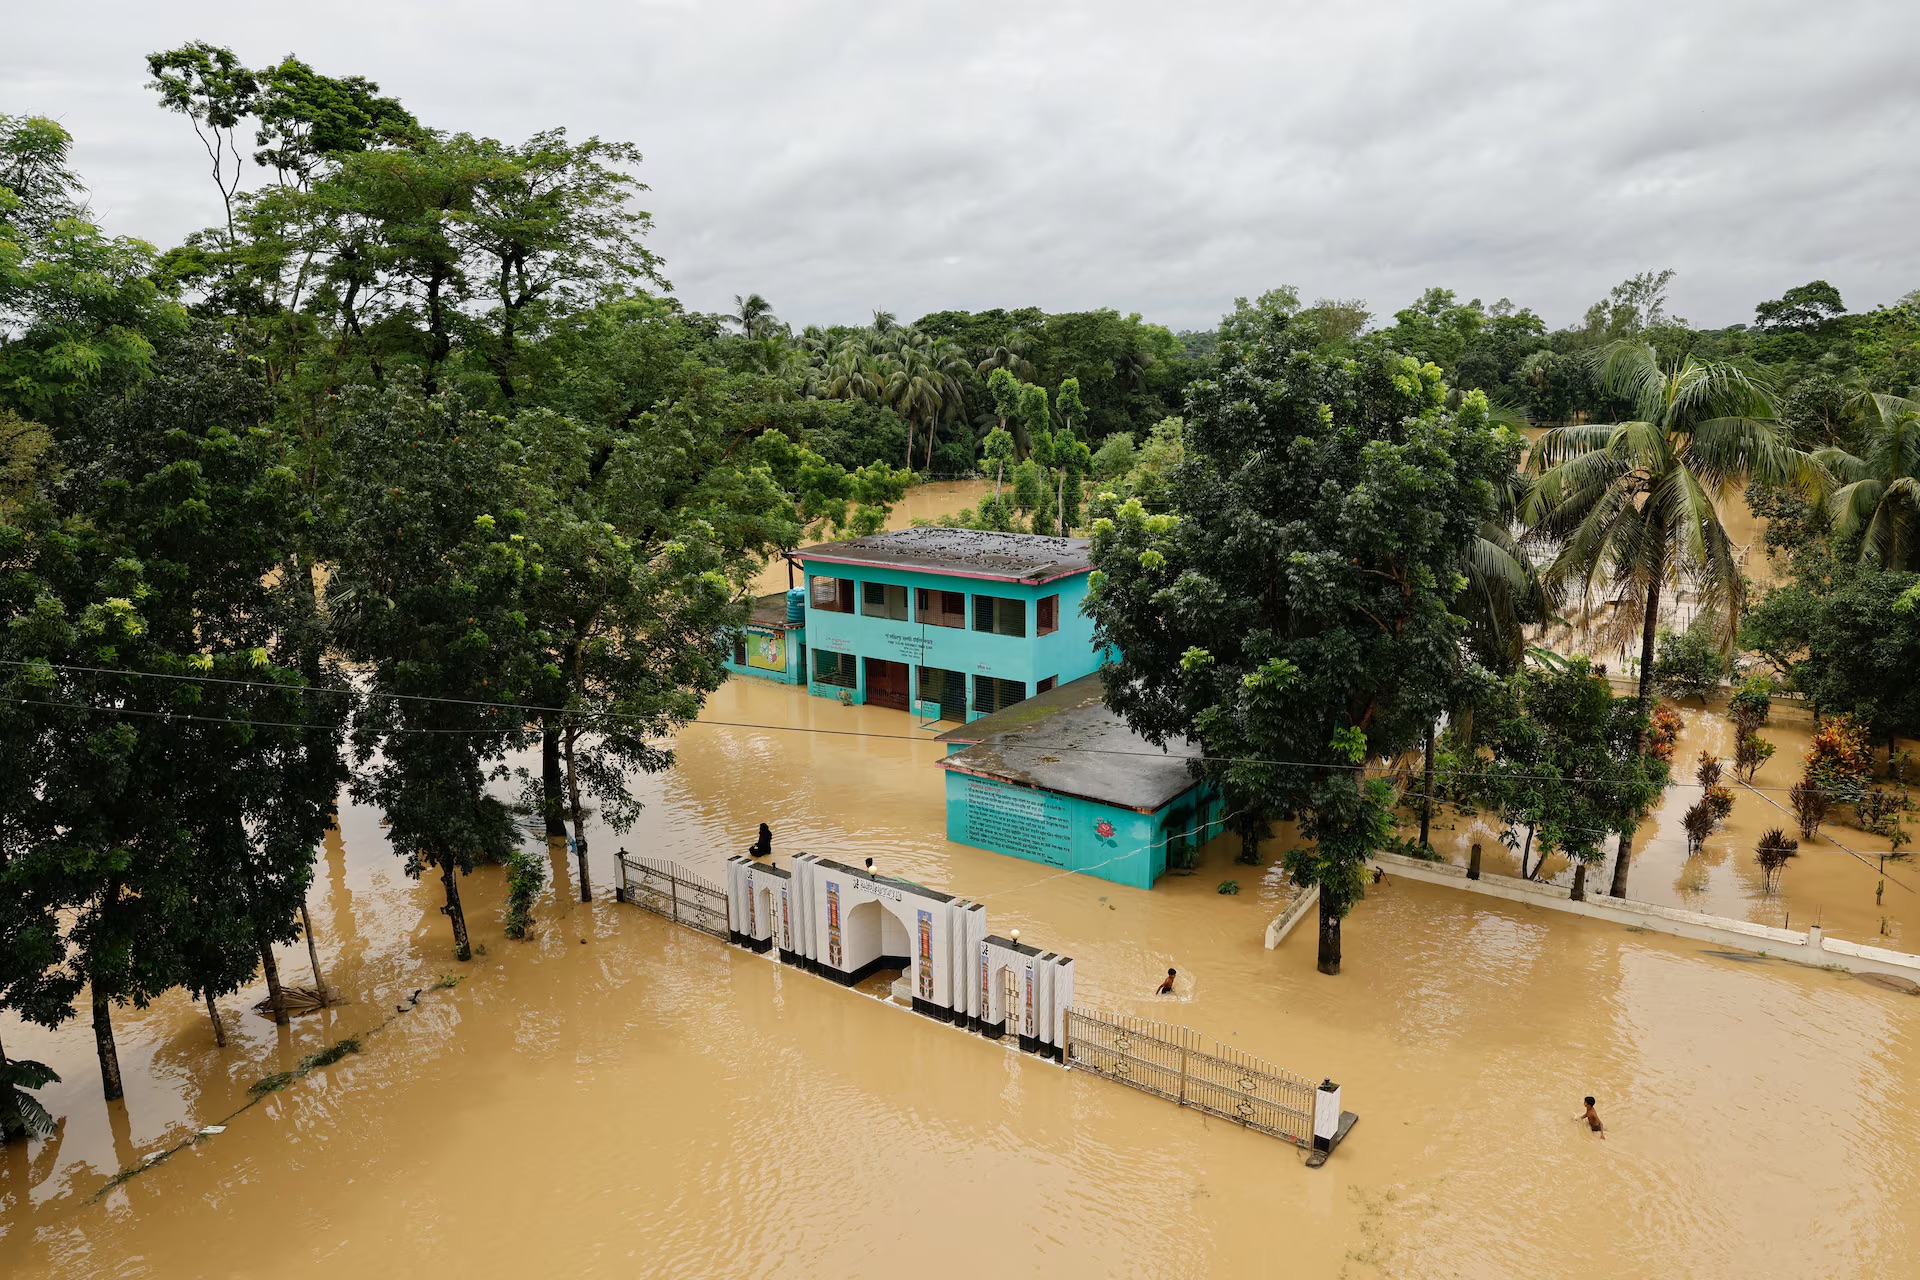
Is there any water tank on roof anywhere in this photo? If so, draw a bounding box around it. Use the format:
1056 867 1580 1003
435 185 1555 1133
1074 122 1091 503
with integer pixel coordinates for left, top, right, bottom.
786 588 806 624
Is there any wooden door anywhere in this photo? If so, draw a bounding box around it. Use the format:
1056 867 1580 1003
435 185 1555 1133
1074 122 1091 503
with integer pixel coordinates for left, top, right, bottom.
865 658 909 711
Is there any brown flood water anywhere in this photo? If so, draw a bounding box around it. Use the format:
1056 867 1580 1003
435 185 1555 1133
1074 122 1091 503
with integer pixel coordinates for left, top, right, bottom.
7 674 1920 1278
9 477 1920 1277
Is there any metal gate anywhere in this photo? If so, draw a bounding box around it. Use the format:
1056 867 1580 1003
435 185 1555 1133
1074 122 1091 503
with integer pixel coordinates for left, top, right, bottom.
1063 1007 1318 1147
615 854 729 940
1000 966 1022 1040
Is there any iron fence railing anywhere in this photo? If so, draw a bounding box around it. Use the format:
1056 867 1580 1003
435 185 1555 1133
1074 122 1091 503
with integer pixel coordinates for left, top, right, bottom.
1064 1007 1317 1147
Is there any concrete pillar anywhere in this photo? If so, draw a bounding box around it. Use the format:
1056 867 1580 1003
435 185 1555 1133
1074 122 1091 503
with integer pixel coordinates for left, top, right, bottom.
1313 1079 1343 1153
1806 924 1825 954
1468 843 1482 881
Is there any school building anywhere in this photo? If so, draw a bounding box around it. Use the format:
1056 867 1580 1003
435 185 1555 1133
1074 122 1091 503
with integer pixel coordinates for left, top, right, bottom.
724 527 1106 722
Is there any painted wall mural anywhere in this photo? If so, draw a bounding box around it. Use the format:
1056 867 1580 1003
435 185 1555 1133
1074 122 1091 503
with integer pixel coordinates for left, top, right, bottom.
917 910 935 999
745 627 787 671
826 882 843 970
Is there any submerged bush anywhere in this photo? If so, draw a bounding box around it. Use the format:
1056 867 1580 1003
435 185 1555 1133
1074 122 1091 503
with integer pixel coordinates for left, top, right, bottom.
1755 828 1800 893
504 848 546 940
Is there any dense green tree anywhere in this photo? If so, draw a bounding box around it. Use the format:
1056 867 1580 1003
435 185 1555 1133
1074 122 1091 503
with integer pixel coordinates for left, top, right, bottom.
1525 343 1816 897
1467 658 1667 899
1756 281 1846 332
1089 431 1134 482
329 379 542 960
1 116 187 426
1742 569 1920 745
1086 301 1515 974
519 400 792 899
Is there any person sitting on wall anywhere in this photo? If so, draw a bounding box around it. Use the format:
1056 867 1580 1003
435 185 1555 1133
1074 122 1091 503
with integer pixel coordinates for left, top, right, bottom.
1156 967 1177 995
748 823 772 859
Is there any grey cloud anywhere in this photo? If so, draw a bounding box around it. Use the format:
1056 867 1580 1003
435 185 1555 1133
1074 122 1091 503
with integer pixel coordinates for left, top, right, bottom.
5 0 1918 332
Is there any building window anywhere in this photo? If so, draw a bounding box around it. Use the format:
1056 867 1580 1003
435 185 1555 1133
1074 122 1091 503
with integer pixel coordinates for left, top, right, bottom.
1036 676 1056 694
974 675 1028 714
916 588 966 628
862 581 910 620
972 594 1026 637
814 650 857 688
1036 594 1059 636
810 576 854 613
917 667 968 722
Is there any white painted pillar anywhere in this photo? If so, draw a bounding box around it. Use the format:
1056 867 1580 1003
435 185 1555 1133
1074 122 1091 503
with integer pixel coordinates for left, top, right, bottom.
1806 924 1825 954
1313 1080 1343 1153
1053 958 1074 1053
726 859 745 936
1035 954 1056 1050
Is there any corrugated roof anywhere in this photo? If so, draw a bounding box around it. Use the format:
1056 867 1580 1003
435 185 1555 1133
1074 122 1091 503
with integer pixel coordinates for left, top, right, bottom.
937 674 1204 813
793 527 1093 583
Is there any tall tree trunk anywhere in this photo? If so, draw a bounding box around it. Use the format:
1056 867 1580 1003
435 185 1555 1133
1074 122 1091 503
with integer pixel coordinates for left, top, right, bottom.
299 901 327 1003
205 991 227 1048
91 988 124 1103
440 856 472 961
1056 469 1067 536
1419 723 1436 850
541 719 567 838
1612 555 1666 899
993 460 1004 503
565 725 590 902
1315 894 1341 976
923 416 938 472
1519 824 1536 879
1 1030 21 1143
258 939 289 1027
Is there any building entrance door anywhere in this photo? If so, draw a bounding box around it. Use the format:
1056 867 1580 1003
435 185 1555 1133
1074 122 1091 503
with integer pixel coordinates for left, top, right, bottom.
865 658 909 711
1001 965 1022 1041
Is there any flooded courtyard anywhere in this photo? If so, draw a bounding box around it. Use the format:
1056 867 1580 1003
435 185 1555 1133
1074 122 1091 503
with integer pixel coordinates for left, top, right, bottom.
5 670 1920 1278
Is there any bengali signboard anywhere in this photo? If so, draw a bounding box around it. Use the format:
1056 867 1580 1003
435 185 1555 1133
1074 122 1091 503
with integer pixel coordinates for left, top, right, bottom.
963 777 1071 867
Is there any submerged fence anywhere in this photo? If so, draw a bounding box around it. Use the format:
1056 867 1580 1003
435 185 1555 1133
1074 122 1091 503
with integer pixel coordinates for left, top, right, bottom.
615 854 729 940
1064 1007 1320 1148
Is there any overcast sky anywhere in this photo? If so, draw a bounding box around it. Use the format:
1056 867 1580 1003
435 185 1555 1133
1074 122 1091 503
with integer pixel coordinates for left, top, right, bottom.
8 0 1918 333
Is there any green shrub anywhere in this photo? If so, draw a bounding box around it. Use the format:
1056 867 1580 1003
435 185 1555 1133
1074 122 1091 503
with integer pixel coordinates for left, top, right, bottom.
1654 626 1726 701
504 848 546 940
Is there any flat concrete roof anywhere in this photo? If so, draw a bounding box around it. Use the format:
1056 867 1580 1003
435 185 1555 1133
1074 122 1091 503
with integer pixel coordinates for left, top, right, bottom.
747 592 803 629
792 527 1093 584
936 674 1203 814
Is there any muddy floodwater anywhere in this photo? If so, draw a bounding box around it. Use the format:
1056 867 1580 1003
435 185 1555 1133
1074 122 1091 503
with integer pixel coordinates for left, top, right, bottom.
8 481 1920 1277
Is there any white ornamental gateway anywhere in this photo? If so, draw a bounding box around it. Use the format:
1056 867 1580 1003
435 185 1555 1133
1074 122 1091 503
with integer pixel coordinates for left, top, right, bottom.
726 853 1074 1059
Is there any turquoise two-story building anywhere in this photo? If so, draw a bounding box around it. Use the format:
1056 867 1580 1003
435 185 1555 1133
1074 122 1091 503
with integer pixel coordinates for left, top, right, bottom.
766 527 1105 721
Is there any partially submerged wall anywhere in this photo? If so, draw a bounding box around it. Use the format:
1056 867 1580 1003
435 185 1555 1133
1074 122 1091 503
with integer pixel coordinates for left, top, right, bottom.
1369 850 1920 984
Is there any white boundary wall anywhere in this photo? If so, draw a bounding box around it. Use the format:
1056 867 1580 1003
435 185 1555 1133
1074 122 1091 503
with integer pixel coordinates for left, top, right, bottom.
1370 850 1920 983
1263 884 1320 950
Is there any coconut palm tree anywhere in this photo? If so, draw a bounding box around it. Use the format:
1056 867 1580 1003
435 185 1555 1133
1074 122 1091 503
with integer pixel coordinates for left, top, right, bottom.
730 293 779 340
1815 390 1920 570
1462 405 1548 672
976 331 1036 383
882 334 969 470
1523 342 1820 898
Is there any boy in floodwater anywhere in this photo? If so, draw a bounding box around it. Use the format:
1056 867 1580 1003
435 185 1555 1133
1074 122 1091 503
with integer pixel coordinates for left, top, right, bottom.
1579 1096 1605 1138
1157 968 1176 995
